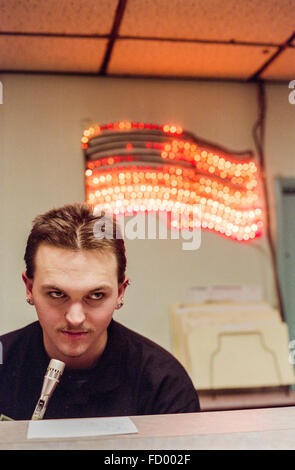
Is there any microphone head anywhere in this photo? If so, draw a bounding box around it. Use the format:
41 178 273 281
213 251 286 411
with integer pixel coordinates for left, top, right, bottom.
46 359 66 381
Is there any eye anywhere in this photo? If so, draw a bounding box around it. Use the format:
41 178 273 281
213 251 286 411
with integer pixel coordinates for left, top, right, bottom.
88 292 104 301
48 291 64 299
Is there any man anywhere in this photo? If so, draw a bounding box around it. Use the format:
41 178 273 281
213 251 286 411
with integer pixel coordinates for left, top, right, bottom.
0 203 200 420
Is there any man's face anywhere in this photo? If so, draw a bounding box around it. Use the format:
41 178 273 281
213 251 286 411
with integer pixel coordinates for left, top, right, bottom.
22 243 127 369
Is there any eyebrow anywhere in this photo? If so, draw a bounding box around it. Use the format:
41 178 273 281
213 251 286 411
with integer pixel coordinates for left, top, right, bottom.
41 284 112 293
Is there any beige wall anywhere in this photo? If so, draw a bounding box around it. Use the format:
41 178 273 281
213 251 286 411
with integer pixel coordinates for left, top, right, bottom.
0 74 293 351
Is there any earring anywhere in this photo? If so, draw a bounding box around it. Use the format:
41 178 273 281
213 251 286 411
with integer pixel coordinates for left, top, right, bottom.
116 299 124 309
26 298 34 305
127 279 131 285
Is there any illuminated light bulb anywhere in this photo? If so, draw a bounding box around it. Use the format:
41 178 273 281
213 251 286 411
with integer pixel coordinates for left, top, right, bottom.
85 169 92 176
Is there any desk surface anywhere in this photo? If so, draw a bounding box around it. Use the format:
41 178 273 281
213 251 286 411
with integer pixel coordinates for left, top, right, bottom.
1 406 295 450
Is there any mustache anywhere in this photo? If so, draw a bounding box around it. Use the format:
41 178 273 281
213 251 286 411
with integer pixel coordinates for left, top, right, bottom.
57 327 93 333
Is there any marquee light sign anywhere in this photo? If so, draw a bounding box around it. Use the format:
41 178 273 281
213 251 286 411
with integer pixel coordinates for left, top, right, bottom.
81 121 263 242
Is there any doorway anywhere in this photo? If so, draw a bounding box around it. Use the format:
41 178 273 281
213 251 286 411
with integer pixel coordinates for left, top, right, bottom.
275 178 295 361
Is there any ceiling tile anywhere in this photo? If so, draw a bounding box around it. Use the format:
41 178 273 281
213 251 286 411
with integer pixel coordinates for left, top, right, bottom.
108 39 277 80
120 0 295 44
261 48 295 80
0 0 118 35
0 36 108 73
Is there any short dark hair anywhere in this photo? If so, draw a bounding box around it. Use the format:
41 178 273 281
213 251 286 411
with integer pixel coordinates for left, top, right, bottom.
24 203 126 284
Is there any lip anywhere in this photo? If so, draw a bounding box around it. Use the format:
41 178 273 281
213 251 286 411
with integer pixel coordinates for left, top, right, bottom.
61 331 89 339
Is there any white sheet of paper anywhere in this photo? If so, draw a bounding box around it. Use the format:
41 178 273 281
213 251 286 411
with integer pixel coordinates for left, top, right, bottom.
27 416 138 440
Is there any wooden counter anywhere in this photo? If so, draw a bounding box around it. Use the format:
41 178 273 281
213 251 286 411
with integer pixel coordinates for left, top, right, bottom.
1 406 295 450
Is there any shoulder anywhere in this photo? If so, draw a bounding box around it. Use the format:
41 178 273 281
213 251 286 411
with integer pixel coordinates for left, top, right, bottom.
111 320 176 358
110 320 192 379
0 322 41 362
110 321 200 414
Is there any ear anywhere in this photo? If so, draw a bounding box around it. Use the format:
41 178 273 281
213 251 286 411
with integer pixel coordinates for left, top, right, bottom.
22 271 34 297
117 276 130 300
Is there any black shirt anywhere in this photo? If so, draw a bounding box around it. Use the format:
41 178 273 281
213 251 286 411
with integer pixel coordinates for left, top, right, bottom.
0 320 200 420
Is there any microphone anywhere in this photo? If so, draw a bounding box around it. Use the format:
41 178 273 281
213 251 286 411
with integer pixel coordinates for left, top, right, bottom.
31 359 65 420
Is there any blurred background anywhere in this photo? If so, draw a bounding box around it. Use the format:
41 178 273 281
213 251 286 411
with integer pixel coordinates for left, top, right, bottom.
0 0 294 411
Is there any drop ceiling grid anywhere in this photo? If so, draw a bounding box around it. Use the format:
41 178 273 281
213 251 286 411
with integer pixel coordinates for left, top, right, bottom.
261 48 295 80
0 0 118 35
0 0 293 80
0 36 108 73
108 39 277 79
119 0 295 44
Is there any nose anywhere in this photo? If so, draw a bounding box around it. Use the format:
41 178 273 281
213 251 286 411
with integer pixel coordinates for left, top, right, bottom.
64 302 86 328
